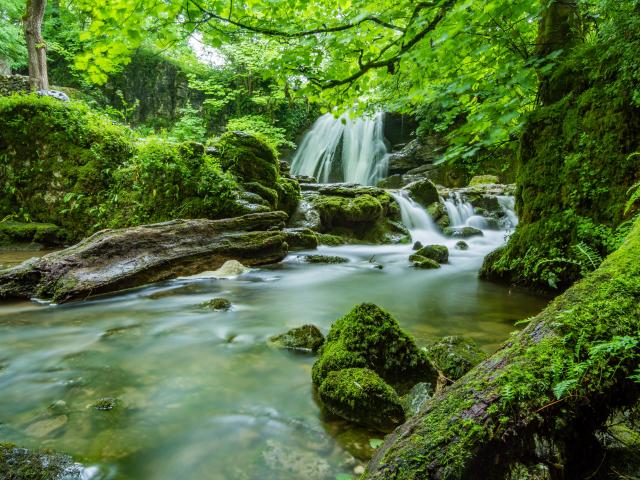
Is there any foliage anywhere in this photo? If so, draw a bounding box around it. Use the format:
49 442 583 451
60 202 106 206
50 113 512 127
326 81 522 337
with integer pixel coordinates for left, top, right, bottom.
0 0 27 69
168 103 207 142
225 115 295 151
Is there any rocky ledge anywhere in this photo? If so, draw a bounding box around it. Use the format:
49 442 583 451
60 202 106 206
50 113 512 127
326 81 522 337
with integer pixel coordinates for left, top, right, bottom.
0 211 289 303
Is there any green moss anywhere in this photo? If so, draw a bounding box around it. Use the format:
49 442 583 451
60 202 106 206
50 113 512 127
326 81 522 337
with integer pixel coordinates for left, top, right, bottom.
0 443 81 479
201 297 232 311
424 336 487 380
414 244 449 264
300 255 349 264
312 303 438 393
468 175 499 186
0 95 133 239
216 131 280 185
0 221 67 246
318 368 405 431
409 255 441 269
442 226 483 238
481 65 640 291
405 179 439 208
269 324 325 353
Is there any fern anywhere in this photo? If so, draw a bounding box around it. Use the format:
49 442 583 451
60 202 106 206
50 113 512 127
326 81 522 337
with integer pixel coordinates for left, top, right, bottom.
625 152 640 214
572 242 602 272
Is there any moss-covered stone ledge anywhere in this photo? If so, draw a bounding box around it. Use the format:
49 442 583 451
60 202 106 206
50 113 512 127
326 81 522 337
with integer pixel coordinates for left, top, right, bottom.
364 219 640 479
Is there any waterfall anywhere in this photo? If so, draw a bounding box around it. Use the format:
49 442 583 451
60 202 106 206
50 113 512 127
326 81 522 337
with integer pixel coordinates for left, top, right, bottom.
391 191 440 241
443 192 475 227
497 195 518 228
290 112 389 185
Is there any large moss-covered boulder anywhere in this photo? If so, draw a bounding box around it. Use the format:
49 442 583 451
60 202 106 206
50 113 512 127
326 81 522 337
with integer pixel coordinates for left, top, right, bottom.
424 336 487 380
215 131 300 214
292 185 409 244
318 368 405 431
312 303 438 393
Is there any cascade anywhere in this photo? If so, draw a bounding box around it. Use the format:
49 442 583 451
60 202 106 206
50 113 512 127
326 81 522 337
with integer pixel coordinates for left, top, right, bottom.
290 112 388 185
443 192 475 226
390 191 441 242
497 195 519 228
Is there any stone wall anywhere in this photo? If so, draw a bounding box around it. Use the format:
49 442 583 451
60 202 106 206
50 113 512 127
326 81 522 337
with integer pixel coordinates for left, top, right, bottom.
0 75 30 96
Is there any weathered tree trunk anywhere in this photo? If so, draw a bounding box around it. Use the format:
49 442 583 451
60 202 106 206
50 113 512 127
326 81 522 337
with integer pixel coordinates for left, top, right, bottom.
536 0 579 105
0 212 289 303
365 220 640 479
23 0 49 91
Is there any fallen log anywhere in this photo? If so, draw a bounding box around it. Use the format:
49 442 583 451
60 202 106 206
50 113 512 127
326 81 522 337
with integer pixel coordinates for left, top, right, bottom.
0 212 289 303
365 220 640 479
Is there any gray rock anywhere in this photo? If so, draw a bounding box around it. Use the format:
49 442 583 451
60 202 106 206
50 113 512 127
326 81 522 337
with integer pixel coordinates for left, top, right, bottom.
36 89 70 102
442 226 483 238
269 324 325 353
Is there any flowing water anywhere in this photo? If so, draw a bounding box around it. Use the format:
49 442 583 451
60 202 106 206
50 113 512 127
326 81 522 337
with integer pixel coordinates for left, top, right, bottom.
0 195 548 479
289 113 389 185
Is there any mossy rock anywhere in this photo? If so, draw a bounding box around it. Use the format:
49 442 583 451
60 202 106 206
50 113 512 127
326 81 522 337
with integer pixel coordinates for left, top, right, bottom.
468 175 500 186
443 226 483 238
0 221 67 247
409 255 441 269
456 241 469 250
317 368 405 431
216 131 280 185
312 303 438 393
94 397 120 411
202 298 232 311
414 244 449 264
315 233 349 246
269 324 325 353
424 336 487 380
0 443 84 479
283 228 318 251
300 254 349 264
404 179 439 208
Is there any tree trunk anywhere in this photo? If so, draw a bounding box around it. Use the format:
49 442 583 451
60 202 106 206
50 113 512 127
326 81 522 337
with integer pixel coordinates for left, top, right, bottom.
536 1 579 105
365 219 640 479
23 0 49 91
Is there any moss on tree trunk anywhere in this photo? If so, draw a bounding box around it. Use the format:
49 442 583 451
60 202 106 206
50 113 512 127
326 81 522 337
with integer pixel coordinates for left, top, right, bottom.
365 219 640 479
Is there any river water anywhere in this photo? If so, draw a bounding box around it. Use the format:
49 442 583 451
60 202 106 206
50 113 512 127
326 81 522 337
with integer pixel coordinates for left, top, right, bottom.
0 196 548 479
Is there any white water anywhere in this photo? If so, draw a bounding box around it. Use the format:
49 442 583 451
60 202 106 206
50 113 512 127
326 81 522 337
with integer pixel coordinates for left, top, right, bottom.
443 192 476 227
391 191 440 242
290 113 389 185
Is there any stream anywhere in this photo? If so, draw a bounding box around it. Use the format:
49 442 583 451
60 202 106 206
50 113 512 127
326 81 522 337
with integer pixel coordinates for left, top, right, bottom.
0 192 549 479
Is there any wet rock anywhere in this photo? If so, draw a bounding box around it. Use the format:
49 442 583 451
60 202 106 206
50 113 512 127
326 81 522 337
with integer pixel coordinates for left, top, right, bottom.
426 202 450 229
442 226 484 238
414 244 448 264
94 397 120 411
424 336 487 380
269 325 325 353
36 89 70 102
262 439 332 480
377 174 405 189
312 303 438 393
468 174 500 186
409 255 441 270
202 298 232 311
318 368 405 431
412 241 424 251
283 227 318 251
404 179 439 209
299 255 349 264
0 443 86 479
400 382 433 418
455 241 469 250
0 212 288 303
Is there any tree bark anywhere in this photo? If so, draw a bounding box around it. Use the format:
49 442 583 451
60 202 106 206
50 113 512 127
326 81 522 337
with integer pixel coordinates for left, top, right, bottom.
365 219 640 479
0 212 289 303
23 0 49 90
